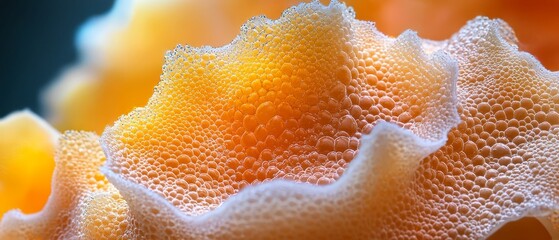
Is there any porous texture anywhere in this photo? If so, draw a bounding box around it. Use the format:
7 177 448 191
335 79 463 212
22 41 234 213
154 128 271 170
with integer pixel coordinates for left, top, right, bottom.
104 121 446 239
0 132 129 239
101 5 559 239
2 1 558 239
101 1 458 216
397 17 559 238
0 110 59 218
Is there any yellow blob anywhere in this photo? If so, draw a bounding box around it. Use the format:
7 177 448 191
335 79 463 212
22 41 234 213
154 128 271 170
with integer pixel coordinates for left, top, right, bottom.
3 1 557 239
0 110 58 218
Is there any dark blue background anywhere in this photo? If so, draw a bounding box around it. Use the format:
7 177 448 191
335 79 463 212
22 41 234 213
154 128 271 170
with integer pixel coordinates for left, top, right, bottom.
0 0 113 117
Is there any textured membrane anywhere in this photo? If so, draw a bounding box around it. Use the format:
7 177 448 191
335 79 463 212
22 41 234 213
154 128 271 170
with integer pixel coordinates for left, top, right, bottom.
101 1 458 217
0 132 129 239
104 121 446 239
355 0 559 70
2 1 558 239
404 17 559 238
100 4 558 238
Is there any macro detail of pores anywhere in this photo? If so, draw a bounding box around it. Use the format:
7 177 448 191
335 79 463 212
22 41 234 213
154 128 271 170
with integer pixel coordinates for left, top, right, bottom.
0 0 558 239
101 1 558 239
394 17 559 239
101 1 458 216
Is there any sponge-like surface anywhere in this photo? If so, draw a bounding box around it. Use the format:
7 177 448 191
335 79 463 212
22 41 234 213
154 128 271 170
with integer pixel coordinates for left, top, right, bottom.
403 17 559 238
2 1 557 239
101 4 559 239
101 1 458 217
104 121 446 239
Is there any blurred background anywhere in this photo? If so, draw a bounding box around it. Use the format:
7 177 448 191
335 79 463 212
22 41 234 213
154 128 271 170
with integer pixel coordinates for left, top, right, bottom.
0 0 112 116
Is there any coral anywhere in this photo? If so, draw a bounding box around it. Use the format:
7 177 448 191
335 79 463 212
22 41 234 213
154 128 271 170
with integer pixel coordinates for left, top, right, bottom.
0 110 58 218
387 16 559 239
101 1 458 216
98 2 557 239
1 1 558 239
104 121 446 239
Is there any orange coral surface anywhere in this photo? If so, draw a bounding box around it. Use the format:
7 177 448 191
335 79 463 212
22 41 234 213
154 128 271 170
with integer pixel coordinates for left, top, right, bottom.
101 2 459 216
1 0 558 239
98 4 559 238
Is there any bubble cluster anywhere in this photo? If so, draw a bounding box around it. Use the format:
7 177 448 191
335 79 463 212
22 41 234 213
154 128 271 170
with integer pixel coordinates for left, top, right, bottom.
100 8 559 239
102 0 457 217
390 17 559 238
42 0 313 133
105 121 447 239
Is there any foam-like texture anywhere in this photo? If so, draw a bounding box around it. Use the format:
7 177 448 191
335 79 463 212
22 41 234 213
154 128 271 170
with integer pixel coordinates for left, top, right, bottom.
104 121 445 239
101 1 458 217
3 1 558 239
0 132 128 239
405 17 559 238
0 110 59 218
